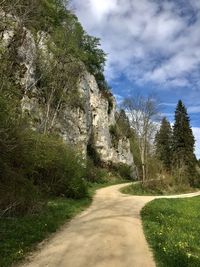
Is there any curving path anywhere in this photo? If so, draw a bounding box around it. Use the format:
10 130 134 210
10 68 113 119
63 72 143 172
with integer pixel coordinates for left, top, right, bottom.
20 183 200 267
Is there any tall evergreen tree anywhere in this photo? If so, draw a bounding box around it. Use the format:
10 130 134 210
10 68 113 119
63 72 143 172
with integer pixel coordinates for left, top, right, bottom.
155 117 172 171
172 100 196 183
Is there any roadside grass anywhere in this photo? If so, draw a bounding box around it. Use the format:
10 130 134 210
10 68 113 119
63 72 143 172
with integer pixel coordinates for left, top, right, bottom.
88 178 130 196
0 179 126 267
121 182 198 196
121 182 159 195
141 197 200 267
0 198 91 267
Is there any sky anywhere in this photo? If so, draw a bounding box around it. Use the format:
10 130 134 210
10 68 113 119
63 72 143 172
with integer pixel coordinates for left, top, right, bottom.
71 0 200 158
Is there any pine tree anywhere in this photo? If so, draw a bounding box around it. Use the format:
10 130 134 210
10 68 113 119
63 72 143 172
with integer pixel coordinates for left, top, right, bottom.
155 117 172 171
172 100 196 184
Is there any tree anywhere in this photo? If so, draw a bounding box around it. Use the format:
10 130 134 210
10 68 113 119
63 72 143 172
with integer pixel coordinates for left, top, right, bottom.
155 117 172 171
172 100 196 184
115 109 132 137
123 95 159 182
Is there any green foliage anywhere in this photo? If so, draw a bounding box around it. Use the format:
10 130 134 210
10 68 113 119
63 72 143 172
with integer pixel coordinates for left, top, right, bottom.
121 182 166 196
117 164 133 180
0 197 91 267
0 175 43 217
0 0 138 221
87 133 101 166
142 197 200 267
116 110 132 137
0 0 113 216
0 180 127 267
112 163 133 180
122 179 196 196
172 100 195 165
172 100 197 185
0 93 88 216
152 101 199 188
80 35 107 87
25 133 88 199
2 0 108 95
146 155 163 181
109 109 133 148
0 94 41 216
155 117 172 171
86 159 109 183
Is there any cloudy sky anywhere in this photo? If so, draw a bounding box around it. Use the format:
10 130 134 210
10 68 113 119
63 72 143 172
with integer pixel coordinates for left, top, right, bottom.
71 0 200 158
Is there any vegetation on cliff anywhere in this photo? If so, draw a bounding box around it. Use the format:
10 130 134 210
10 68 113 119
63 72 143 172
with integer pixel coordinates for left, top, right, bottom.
0 0 133 218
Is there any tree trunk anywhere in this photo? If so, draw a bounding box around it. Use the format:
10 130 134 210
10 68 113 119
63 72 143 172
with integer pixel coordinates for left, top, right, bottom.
141 145 146 183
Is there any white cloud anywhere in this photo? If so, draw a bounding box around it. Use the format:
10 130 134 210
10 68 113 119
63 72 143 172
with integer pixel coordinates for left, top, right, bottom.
89 0 118 21
159 103 176 107
72 0 200 158
72 0 200 91
188 106 200 114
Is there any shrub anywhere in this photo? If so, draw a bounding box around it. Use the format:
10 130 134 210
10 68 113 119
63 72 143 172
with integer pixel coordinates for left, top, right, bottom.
112 163 134 180
87 134 101 166
0 95 43 216
25 132 88 199
86 159 108 183
0 96 88 216
142 179 171 195
146 156 163 181
0 175 44 217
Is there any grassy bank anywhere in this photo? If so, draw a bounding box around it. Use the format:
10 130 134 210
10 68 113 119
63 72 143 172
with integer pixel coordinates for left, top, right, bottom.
121 181 198 196
141 197 200 267
0 180 125 267
0 197 91 267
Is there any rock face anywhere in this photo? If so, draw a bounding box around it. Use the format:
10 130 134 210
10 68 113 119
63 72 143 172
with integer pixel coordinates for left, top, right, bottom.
79 73 134 166
1 18 134 167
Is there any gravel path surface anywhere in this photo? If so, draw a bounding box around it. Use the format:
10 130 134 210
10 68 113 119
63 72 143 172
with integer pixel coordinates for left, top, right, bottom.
20 183 200 267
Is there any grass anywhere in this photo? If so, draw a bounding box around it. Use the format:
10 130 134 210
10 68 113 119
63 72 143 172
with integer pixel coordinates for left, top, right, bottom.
121 182 159 196
88 179 129 196
0 197 91 267
121 181 198 196
0 180 127 267
141 197 200 267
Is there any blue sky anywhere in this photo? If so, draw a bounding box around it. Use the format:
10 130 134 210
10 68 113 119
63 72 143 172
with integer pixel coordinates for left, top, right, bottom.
72 0 200 158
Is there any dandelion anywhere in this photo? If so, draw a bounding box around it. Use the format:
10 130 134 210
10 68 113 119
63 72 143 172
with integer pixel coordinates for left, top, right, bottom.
187 253 191 258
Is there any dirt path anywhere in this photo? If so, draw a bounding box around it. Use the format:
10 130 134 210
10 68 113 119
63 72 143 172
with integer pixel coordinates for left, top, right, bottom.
21 183 200 267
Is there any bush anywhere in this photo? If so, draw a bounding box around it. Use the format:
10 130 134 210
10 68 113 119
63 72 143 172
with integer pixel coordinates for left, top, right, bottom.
0 98 88 216
24 132 88 199
0 175 43 217
146 156 163 180
87 134 101 166
142 179 172 195
0 95 43 216
86 159 108 183
112 163 134 180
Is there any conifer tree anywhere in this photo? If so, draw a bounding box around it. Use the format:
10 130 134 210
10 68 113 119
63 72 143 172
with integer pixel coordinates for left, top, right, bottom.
155 117 172 171
172 100 196 183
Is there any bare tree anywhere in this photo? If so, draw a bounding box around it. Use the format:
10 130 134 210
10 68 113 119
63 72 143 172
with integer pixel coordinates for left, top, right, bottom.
123 94 159 182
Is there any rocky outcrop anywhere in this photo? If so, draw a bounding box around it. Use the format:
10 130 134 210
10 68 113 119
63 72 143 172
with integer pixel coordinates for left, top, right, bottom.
79 73 134 165
1 17 134 167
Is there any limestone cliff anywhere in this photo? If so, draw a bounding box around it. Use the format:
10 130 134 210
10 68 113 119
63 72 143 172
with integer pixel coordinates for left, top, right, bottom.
1 15 134 167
